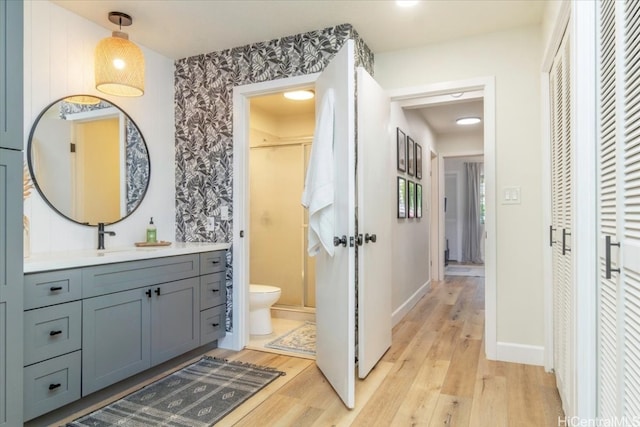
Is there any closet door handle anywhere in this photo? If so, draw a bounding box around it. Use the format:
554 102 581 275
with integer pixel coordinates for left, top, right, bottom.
549 226 556 247
562 229 571 255
365 233 377 244
605 235 621 279
333 235 347 247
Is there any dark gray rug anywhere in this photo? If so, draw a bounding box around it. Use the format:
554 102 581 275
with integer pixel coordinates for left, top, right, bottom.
67 356 285 427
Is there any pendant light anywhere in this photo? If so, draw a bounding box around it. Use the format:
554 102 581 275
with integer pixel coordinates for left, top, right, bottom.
95 12 145 97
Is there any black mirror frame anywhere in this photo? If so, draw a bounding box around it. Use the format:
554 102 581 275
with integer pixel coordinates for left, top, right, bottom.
26 94 151 227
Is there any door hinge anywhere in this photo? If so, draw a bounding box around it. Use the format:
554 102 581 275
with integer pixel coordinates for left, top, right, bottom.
240 230 244 238
70 142 76 153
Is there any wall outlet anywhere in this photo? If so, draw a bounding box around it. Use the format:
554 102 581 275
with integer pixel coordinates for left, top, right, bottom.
220 206 229 220
206 217 215 231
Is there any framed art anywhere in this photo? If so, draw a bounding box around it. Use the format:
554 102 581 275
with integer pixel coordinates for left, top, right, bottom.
397 128 406 172
415 143 422 179
407 136 415 176
416 183 423 218
397 177 406 218
408 180 415 218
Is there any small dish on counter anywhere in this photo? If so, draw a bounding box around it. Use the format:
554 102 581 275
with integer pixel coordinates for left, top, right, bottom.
134 241 172 247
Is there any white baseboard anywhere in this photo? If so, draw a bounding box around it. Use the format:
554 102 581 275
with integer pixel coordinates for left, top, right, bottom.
496 341 545 366
218 332 242 351
392 280 431 326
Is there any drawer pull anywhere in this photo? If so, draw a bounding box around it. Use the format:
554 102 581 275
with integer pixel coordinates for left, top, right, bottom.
145 289 152 298
49 383 61 391
212 289 220 293
49 330 63 336
211 260 220 264
212 323 220 327
155 288 161 296
50 286 63 292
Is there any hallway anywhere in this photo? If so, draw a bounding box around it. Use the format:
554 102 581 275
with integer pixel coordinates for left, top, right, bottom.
50 276 564 426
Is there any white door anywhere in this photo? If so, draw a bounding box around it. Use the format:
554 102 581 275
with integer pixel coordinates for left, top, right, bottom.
596 0 640 416
356 67 392 378
314 39 356 408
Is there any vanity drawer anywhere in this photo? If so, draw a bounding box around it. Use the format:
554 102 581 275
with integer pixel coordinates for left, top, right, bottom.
200 305 225 345
23 350 82 421
24 301 82 366
200 272 226 310
82 254 200 298
24 269 82 310
200 251 226 275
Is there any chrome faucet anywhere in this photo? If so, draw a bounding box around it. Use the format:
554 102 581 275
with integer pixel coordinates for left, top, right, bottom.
97 223 116 250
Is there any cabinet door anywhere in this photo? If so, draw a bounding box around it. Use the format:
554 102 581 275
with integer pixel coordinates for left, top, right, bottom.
0 149 23 425
151 278 199 366
82 288 151 396
0 0 23 151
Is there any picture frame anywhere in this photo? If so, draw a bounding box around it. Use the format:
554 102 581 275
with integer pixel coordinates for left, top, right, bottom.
407 136 415 176
397 177 406 218
415 143 422 179
416 183 423 218
408 180 415 218
397 128 406 172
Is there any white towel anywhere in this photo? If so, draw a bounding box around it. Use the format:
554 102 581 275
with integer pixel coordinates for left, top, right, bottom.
302 89 335 257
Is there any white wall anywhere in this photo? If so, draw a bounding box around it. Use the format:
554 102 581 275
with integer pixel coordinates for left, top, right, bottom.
376 25 544 349
437 131 483 156
23 1 175 253
390 106 435 316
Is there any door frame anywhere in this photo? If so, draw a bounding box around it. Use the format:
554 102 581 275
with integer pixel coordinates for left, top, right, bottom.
429 150 440 281
387 76 497 359
220 73 320 351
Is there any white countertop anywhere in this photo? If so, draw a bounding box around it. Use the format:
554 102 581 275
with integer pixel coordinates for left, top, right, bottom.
24 242 231 273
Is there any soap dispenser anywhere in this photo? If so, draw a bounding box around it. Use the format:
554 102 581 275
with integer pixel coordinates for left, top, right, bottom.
146 217 157 243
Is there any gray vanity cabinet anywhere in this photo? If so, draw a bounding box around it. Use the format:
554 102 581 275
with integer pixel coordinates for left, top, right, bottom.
0 0 24 425
82 287 152 396
83 277 200 395
24 249 226 417
151 277 200 365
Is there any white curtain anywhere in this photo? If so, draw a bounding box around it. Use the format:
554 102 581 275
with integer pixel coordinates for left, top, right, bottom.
462 162 484 264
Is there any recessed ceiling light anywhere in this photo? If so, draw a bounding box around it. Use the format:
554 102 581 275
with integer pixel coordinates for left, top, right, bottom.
283 90 314 101
396 0 419 7
456 117 481 125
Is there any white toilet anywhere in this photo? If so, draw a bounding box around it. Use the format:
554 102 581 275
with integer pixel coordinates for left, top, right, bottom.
249 284 282 335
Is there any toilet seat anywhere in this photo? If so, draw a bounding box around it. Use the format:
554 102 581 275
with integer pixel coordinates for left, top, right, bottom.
250 284 280 294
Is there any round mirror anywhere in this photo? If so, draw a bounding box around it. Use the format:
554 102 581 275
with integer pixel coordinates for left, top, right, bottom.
27 95 150 226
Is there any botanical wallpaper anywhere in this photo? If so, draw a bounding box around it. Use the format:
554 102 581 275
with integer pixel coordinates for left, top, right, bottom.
59 100 149 215
174 23 374 331
125 119 150 214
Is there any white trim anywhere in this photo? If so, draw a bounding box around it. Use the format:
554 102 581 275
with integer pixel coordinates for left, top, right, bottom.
222 73 320 351
541 0 572 72
387 76 497 360
430 150 440 281
392 280 431 326
572 0 597 419
496 342 545 366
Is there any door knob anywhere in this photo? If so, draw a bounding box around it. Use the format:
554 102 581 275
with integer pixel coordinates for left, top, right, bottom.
365 233 377 243
333 235 347 247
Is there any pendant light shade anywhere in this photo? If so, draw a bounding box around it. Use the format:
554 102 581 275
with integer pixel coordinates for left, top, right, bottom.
95 12 145 97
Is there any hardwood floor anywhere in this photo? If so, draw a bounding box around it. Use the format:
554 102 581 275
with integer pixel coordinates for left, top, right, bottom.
46 276 563 426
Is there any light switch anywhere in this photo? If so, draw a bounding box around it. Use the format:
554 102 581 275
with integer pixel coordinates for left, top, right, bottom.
502 186 521 205
220 205 229 220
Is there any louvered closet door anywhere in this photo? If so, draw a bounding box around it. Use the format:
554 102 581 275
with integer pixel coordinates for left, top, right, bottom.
596 0 640 416
550 25 573 411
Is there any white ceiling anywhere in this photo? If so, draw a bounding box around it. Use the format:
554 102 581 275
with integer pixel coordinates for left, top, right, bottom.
52 0 530 138
418 99 484 135
51 0 546 60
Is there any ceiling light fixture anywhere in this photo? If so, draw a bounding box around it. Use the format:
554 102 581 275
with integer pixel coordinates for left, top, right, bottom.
95 12 145 97
283 90 314 101
450 92 464 98
456 117 482 125
396 0 419 7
